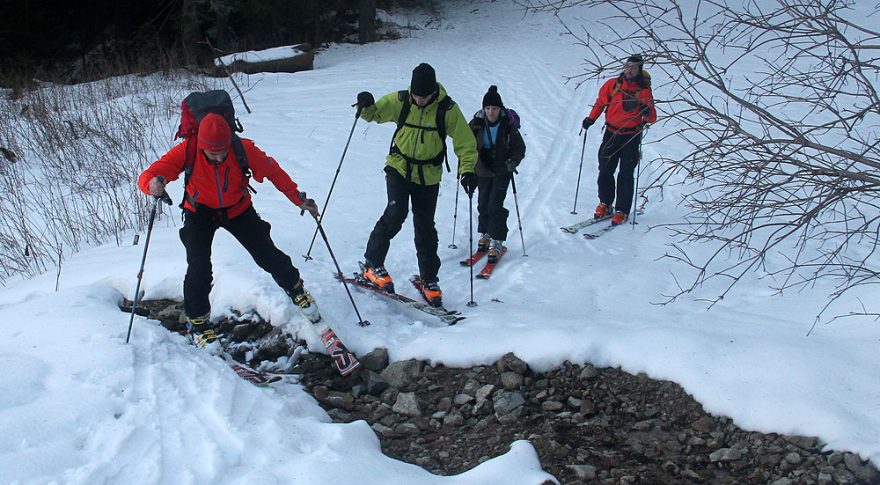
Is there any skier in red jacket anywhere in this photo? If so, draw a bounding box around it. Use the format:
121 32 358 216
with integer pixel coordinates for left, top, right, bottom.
138 113 320 347
582 55 657 225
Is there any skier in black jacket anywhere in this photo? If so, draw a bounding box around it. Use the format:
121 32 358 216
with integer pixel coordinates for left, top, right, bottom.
469 85 526 262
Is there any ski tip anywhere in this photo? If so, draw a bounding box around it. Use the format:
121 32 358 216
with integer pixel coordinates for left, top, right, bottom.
338 360 362 377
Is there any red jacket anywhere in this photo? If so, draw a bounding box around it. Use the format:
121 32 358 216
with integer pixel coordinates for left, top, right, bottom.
587 75 656 134
138 138 304 219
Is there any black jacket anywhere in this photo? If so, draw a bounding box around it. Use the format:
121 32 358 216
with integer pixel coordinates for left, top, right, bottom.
469 110 526 177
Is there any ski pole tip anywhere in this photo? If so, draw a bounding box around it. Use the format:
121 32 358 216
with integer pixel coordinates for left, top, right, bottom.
466 301 478 308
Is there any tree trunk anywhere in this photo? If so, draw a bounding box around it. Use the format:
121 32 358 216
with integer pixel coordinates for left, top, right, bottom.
359 0 376 44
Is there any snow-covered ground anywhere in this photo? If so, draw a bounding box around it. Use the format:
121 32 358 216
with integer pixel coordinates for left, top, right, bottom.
1 1 878 483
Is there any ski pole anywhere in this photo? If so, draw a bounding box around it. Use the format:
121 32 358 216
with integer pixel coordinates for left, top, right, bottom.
303 107 362 261
466 184 477 308
448 166 461 249
571 129 587 214
510 172 527 257
126 179 172 344
632 125 648 228
301 192 370 327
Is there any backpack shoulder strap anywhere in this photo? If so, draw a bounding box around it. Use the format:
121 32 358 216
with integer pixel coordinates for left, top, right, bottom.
436 95 454 141
231 135 249 175
396 90 411 128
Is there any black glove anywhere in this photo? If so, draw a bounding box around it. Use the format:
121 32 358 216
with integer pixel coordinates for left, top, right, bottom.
356 91 375 108
640 103 651 115
506 160 520 173
460 172 478 196
582 117 594 130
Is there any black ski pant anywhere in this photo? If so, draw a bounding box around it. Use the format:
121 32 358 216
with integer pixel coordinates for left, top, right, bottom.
476 172 511 241
597 128 641 215
364 167 441 281
180 205 300 318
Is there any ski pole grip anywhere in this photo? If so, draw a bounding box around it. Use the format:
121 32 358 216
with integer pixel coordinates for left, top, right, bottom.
299 191 307 216
155 176 173 205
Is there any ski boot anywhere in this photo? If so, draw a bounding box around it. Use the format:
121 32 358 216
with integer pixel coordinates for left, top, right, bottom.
186 313 220 348
419 278 443 308
360 262 395 293
288 279 321 323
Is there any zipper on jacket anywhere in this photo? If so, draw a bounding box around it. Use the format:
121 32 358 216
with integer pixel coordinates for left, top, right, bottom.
412 108 424 160
223 166 230 192
213 166 225 207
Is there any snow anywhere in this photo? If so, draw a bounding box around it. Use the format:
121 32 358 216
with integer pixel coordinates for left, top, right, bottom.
215 46 308 67
1 0 878 482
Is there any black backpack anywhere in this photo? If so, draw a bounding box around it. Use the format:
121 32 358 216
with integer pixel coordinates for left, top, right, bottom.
389 90 455 182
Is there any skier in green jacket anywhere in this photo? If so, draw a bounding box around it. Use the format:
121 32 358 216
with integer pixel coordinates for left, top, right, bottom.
354 62 478 307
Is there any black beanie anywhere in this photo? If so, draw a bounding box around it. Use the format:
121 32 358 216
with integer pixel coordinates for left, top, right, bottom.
627 54 644 64
410 63 438 97
482 85 504 108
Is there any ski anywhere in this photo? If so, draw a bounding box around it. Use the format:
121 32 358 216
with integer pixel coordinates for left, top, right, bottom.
560 214 612 234
217 348 285 386
476 246 508 279
310 318 361 376
229 362 283 386
582 211 646 239
583 223 620 239
460 248 487 267
337 272 465 325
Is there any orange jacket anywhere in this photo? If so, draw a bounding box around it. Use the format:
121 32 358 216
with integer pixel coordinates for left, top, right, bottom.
587 75 656 134
138 138 304 219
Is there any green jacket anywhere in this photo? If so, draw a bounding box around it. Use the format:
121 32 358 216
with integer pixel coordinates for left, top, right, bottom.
359 83 477 185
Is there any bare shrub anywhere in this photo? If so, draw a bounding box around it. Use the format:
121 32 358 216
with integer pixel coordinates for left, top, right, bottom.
0 73 219 283
522 0 880 323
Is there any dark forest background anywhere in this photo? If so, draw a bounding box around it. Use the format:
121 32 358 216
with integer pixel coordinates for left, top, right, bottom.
0 0 435 87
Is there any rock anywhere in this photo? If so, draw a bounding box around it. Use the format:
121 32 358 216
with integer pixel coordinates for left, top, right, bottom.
359 348 389 371
497 407 523 425
380 360 423 390
691 416 715 433
833 468 856 485
394 422 420 435
567 396 583 409
392 392 421 417
784 435 817 450
496 352 529 374
709 447 742 462
371 422 396 438
567 464 598 480
769 478 792 485
843 452 878 482
475 384 495 405
363 370 390 396
580 399 597 417
462 378 481 395
500 372 523 389
784 452 802 464
320 391 354 411
493 391 526 416
542 401 564 412
828 451 843 466
453 394 474 406
443 412 464 426
633 419 655 432
579 365 600 380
